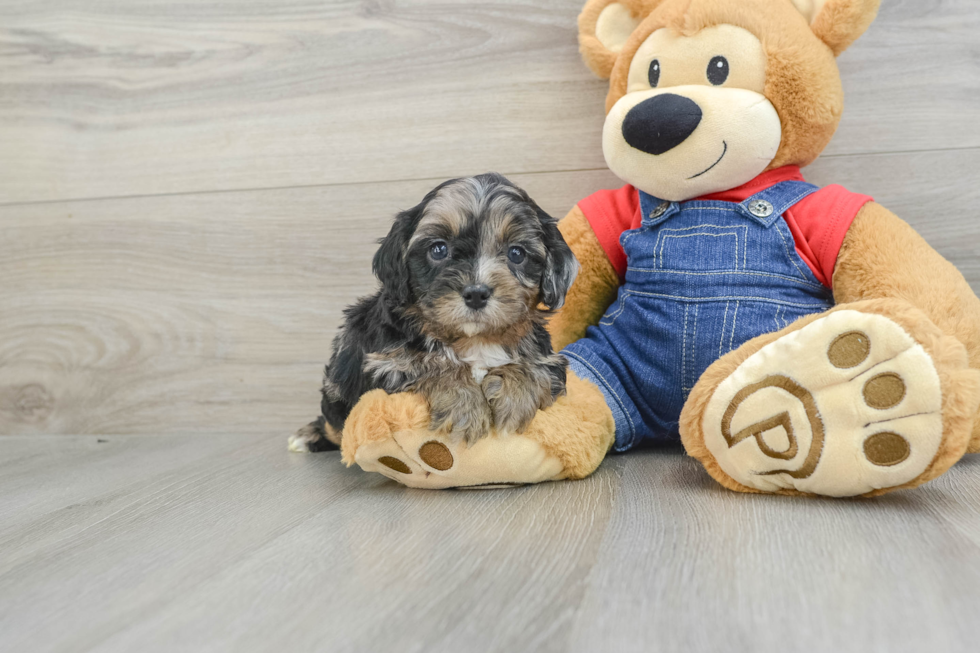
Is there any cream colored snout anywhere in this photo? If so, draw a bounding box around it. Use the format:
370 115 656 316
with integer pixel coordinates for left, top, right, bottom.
603 85 782 201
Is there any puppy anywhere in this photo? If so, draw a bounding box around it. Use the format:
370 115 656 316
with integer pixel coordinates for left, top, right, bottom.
289 173 579 452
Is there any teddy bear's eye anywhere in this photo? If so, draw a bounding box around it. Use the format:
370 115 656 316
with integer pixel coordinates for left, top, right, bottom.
648 59 661 88
707 56 729 85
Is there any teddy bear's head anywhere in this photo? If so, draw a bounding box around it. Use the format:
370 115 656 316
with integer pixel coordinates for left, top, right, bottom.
578 0 879 201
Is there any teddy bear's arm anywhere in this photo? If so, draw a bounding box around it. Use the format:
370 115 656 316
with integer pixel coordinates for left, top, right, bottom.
548 205 622 350
833 201 980 366
833 201 980 451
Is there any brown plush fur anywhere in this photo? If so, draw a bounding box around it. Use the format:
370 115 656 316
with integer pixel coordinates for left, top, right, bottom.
578 0 657 78
834 203 980 452
341 389 426 468
547 206 621 351
810 0 880 56
680 298 980 497
525 372 616 479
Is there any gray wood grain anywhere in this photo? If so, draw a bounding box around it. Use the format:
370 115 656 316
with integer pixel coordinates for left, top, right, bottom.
1 0 977 204
570 453 980 652
1 435 979 653
1 150 977 438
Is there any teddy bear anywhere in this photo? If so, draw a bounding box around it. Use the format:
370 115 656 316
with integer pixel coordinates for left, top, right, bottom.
338 0 980 497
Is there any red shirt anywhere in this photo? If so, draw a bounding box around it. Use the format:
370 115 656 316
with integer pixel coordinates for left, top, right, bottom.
577 166 872 288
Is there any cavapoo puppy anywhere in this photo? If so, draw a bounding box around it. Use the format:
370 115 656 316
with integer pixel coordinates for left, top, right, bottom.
290 173 580 452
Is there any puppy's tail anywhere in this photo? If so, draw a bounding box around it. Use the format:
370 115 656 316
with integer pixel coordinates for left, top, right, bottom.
288 416 340 452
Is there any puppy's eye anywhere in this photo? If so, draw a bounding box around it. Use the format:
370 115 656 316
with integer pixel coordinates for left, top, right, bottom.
707 56 729 85
648 59 661 88
507 246 526 265
429 241 449 261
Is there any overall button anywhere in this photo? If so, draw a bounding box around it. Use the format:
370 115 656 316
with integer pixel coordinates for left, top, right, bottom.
649 201 670 219
748 199 774 218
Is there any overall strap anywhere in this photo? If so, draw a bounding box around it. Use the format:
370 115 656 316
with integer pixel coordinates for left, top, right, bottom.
737 180 820 227
637 190 679 227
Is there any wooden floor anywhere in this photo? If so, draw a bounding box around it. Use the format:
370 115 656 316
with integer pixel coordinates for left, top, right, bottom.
3 436 980 652
2 1 980 651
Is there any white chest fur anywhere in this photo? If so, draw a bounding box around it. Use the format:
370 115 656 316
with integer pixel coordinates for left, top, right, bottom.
456 342 513 383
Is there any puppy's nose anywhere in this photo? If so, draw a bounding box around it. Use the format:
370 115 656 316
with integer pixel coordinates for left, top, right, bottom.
622 93 703 156
462 284 492 310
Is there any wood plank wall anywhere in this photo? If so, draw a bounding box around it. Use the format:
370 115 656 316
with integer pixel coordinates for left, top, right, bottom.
1 0 977 436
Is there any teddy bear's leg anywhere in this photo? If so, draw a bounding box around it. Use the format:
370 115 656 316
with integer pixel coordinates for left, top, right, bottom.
680 299 980 497
833 202 980 453
340 372 615 489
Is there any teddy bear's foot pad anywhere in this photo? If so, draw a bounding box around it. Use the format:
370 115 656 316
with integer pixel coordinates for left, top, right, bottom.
354 428 563 490
700 309 958 497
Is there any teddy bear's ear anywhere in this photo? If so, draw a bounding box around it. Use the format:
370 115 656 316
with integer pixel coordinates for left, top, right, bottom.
789 0 880 56
578 0 648 78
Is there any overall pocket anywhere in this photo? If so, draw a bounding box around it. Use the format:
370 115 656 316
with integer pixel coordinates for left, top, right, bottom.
653 222 748 272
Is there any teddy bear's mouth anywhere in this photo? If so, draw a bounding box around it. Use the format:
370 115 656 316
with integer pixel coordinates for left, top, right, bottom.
687 141 727 180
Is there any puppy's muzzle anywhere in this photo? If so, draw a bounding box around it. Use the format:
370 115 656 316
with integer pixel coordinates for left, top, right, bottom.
462 284 492 310
622 93 703 156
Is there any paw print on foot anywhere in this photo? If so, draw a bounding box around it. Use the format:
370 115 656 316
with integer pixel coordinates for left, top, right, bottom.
701 310 948 497
377 440 455 475
356 435 461 487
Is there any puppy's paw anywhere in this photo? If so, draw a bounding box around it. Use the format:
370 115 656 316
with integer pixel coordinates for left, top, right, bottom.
432 404 493 445
482 367 553 434
429 385 493 445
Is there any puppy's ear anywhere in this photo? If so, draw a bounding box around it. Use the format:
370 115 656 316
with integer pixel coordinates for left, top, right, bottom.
536 206 580 310
372 207 418 306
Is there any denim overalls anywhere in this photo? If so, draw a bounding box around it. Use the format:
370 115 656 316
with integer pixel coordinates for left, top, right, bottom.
563 181 835 451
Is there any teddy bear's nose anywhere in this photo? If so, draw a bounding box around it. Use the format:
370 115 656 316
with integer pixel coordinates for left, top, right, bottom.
622 93 703 156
